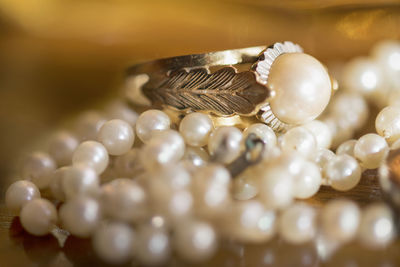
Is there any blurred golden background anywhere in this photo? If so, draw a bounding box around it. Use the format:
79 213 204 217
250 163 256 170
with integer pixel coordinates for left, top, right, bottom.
0 0 399 191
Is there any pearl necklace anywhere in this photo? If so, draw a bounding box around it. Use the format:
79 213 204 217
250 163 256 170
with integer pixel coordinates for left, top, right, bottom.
5 40 400 265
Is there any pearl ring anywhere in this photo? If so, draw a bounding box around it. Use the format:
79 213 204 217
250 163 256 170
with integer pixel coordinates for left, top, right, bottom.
125 41 335 132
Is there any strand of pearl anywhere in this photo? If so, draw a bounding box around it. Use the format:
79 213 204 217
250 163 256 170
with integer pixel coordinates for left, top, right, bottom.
5 40 400 265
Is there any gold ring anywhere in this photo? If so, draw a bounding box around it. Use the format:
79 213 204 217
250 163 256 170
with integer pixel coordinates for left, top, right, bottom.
125 41 334 132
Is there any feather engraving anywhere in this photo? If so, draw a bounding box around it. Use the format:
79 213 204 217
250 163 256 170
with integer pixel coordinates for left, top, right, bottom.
142 67 270 116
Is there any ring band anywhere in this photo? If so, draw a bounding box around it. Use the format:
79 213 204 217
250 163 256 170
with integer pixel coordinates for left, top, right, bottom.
125 42 305 132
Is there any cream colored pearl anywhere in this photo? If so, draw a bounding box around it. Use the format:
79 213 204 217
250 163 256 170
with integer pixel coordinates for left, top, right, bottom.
101 179 147 222
372 40 400 88
93 222 134 264
181 146 209 172
225 201 276 243
330 93 369 130
208 126 242 164
303 120 332 149
179 112 213 147
192 164 232 218
279 203 316 244
104 100 138 126
22 152 56 189
75 111 106 141
59 196 101 237
136 109 171 143
20 198 57 236
114 148 144 177
72 141 109 174
62 165 99 200
268 53 331 125
232 168 259 201
343 57 383 96
5 180 40 215
280 127 317 159
376 106 400 143
140 130 185 170
325 154 361 191
258 163 293 209
314 148 335 185
354 133 389 169
358 203 395 248
292 160 321 199
136 224 170 265
98 119 135 155
336 139 357 157
147 165 193 219
48 131 78 166
243 123 277 149
49 167 68 202
174 220 217 262
321 199 360 243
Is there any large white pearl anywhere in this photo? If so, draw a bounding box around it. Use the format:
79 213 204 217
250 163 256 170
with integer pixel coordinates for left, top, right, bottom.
20 198 57 236
354 133 389 169
5 180 40 215
135 109 171 143
208 126 243 164
72 141 109 174
268 53 331 125
325 154 361 191
376 106 400 144
179 112 213 147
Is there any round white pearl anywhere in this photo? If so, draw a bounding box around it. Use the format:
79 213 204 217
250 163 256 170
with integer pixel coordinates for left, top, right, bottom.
268 53 331 125
93 222 134 264
72 141 109 174
280 127 317 159
98 119 135 156
192 164 232 218
21 152 56 189
258 163 293 209
136 225 170 265
354 133 389 169
376 106 400 143
114 148 144 177
140 130 185 170
104 101 138 126
243 123 277 149
49 167 68 201
225 200 276 243
174 220 217 262
336 139 357 157
179 112 213 147
358 203 395 248
314 148 335 185
101 179 147 222
62 165 99 200
48 131 78 166
59 196 101 237
279 203 316 244
325 154 361 191
75 111 106 141
20 198 57 236
321 199 360 243
303 120 332 149
136 109 170 143
182 146 210 171
372 40 400 88
330 93 369 130
343 57 383 96
292 160 321 199
5 180 40 215
233 168 259 201
208 126 243 164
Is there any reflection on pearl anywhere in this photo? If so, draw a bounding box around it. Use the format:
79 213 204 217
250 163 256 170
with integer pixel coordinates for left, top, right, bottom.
303 120 332 149
136 109 171 143
20 198 57 236
336 139 357 157
325 154 361 191
280 127 317 159
22 152 56 189
179 112 213 147
98 119 135 156
292 160 321 199
268 53 331 125
62 165 99 200
376 106 400 143
59 196 101 237
279 203 316 244
49 131 78 166
243 123 277 149
93 222 134 264
208 126 243 164
136 224 170 265
5 180 40 215
72 141 109 174
354 133 389 169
